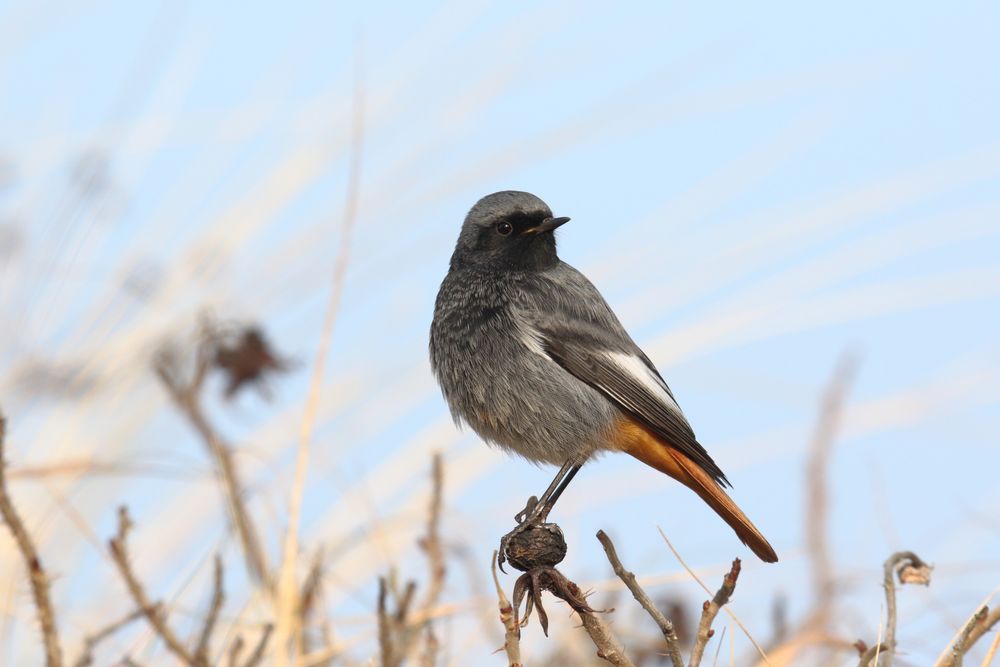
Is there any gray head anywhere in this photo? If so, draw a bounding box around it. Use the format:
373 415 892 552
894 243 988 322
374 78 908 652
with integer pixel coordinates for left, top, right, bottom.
450 191 570 272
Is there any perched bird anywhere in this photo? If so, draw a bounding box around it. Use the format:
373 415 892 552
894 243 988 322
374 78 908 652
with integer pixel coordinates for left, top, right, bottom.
429 191 777 564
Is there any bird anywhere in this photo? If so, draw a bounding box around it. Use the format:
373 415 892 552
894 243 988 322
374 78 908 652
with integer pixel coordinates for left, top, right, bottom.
429 191 777 565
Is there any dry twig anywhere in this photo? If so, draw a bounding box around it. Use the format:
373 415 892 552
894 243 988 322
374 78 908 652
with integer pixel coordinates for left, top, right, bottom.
71 608 144 667
805 354 859 633
154 345 269 586
491 552 522 667
0 412 64 667
576 609 636 667
194 555 225 664
108 506 199 665
882 551 931 667
858 642 890 666
376 455 447 665
596 530 684 667
275 48 365 666
690 559 742 667
936 606 1000 667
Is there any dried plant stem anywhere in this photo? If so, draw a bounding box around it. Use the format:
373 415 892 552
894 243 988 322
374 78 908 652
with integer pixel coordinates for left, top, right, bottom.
936 606 1000 667
980 621 1000 667
376 456 447 665
155 356 268 586
72 608 144 667
596 530 683 667
194 556 225 664
805 354 859 632
0 413 64 667
491 553 522 667
690 560 742 667
108 506 199 665
658 527 771 666
275 48 365 666
576 608 636 667
858 643 890 666
882 551 929 667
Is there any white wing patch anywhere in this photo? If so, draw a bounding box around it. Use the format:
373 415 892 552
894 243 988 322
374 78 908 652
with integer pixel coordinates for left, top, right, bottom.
605 351 684 416
517 320 550 360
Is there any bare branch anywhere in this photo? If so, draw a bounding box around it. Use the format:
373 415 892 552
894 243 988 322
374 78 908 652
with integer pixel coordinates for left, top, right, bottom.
227 636 244 667
857 643 890 666
275 49 365 667
658 528 771 665
154 352 269 586
242 624 273 667
576 609 636 667
936 606 1000 667
72 608 144 667
0 412 64 667
194 555 225 664
805 354 859 633
378 577 397 667
107 506 198 666
491 553 522 667
882 551 932 667
690 559 742 667
596 530 683 667
419 453 446 613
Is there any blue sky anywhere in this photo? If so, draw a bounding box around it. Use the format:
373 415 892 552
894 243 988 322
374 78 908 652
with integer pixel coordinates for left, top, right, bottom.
1 1 999 664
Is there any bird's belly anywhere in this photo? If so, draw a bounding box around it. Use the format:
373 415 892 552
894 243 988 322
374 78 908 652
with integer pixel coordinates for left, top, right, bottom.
451 350 618 465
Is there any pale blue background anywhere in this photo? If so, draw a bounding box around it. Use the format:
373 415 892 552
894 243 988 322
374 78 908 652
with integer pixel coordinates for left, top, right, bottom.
1 1 998 664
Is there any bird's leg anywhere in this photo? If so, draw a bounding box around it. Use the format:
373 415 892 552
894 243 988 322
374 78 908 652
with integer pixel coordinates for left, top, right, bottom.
499 461 582 570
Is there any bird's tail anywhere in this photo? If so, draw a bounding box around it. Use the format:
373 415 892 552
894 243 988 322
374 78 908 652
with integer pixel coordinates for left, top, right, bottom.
619 420 778 563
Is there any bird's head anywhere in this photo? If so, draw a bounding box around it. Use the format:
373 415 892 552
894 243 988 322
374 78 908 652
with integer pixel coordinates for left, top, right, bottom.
450 191 570 271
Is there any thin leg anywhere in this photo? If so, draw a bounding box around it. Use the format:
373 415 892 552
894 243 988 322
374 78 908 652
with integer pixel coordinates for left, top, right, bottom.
499 461 583 570
537 463 581 521
514 460 576 523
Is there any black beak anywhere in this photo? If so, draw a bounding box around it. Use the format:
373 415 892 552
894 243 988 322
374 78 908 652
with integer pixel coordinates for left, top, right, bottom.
525 216 571 235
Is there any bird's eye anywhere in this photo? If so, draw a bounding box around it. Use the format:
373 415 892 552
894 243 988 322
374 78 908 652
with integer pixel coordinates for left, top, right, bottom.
496 221 513 236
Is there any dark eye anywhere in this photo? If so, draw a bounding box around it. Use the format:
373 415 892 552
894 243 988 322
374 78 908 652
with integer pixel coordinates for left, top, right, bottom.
496 221 513 236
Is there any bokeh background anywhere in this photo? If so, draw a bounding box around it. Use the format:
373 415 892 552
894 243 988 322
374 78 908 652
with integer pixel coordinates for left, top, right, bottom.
1 1 999 665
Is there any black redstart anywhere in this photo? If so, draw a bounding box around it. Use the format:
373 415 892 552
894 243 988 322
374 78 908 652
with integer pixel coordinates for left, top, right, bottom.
429 191 777 564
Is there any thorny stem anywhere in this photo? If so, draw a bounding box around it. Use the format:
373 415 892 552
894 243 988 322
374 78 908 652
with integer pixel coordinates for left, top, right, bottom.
596 530 683 667
0 413 64 667
690 559 742 667
882 551 930 667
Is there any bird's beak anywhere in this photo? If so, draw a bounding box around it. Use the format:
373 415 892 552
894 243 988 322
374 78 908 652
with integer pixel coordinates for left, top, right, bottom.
524 216 571 235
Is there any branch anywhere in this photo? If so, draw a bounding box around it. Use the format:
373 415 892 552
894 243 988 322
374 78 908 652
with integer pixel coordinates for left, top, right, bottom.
72 608 144 667
882 551 931 667
936 606 1000 667
805 354 859 632
857 643 890 667
194 555 225 664
107 506 199 666
690 559 742 667
0 412 64 667
154 352 269 586
242 624 274 667
419 453 446 613
491 553 522 667
596 530 683 667
577 608 637 667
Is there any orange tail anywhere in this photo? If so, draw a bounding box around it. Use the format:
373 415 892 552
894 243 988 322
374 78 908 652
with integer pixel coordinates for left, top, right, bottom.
615 418 778 563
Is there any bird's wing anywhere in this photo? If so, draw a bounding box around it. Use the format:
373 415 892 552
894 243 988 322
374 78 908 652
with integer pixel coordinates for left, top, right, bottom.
519 263 729 486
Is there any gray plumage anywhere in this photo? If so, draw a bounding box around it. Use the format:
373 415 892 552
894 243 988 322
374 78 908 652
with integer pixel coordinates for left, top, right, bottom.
429 190 726 483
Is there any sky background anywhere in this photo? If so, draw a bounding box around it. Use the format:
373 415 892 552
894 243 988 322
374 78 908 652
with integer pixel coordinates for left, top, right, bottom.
1 1 999 665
